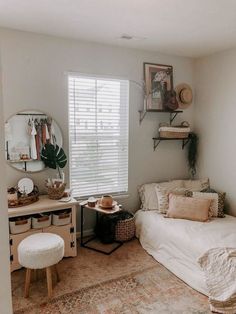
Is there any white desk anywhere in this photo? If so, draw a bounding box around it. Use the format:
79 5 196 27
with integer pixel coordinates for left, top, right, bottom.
8 195 78 272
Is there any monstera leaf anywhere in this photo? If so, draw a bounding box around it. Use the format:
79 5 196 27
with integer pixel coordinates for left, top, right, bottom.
41 144 67 170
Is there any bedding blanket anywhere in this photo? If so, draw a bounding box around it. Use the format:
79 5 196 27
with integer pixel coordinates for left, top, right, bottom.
199 248 236 314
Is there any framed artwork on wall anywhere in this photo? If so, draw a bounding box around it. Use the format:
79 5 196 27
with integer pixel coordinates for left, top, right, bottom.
144 62 173 110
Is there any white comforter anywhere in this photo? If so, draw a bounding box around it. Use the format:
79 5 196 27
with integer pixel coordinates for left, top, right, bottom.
135 210 236 296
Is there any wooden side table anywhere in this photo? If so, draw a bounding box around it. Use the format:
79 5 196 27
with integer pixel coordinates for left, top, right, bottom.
80 202 123 255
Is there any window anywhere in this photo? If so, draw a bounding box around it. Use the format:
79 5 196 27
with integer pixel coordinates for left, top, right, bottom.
68 74 129 198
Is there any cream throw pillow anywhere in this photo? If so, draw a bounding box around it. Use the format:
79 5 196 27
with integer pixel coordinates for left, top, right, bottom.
155 186 188 214
138 180 184 210
192 192 218 217
166 194 211 222
183 178 210 192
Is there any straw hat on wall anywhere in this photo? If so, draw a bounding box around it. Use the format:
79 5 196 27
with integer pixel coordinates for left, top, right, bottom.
175 83 193 109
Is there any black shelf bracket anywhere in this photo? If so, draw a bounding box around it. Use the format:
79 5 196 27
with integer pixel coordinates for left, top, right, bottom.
170 112 178 125
139 109 147 124
152 137 190 151
153 139 161 151
139 108 183 125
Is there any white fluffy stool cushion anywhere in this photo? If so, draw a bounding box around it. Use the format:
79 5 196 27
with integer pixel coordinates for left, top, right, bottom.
18 233 64 269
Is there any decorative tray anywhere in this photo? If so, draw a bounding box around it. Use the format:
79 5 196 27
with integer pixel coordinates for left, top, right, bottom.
8 186 39 208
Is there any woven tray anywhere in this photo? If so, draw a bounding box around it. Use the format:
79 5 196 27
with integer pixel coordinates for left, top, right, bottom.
8 186 39 208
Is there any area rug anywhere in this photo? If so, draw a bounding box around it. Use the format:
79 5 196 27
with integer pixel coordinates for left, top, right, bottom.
12 240 210 313
14 266 210 314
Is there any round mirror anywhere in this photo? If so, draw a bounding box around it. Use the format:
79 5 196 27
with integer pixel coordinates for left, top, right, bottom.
5 110 63 173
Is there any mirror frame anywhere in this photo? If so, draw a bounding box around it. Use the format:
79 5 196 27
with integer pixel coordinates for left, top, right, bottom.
5 109 64 174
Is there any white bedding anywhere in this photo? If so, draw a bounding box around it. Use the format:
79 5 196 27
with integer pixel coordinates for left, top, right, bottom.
135 210 236 296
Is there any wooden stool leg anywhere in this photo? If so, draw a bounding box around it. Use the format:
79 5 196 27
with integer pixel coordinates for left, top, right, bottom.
46 267 53 298
24 268 31 298
54 264 60 282
33 269 38 282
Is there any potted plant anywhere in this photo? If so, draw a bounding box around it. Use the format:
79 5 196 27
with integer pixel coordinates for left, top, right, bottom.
41 143 67 179
41 144 67 199
187 132 198 178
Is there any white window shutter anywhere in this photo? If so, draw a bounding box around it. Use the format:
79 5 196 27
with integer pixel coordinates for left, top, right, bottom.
68 74 129 198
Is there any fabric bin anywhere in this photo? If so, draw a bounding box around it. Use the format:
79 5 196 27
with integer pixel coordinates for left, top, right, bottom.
52 209 71 226
9 216 31 234
32 213 51 229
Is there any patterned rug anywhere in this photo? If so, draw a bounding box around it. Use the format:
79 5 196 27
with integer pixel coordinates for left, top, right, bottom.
12 240 210 314
13 266 211 314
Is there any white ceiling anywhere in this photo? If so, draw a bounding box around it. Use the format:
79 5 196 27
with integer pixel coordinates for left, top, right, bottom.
0 0 236 58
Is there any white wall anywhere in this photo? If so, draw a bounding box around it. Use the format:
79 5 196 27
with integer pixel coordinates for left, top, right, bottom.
194 48 236 215
0 28 194 229
0 48 12 314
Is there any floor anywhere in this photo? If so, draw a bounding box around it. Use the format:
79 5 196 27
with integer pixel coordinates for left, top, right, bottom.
12 239 210 313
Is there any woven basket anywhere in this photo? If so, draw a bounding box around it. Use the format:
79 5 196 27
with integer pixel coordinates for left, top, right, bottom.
48 183 66 200
159 121 190 139
115 215 135 242
159 131 189 138
8 186 39 208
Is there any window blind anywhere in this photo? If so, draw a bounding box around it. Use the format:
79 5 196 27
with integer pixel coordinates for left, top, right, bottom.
68 74 129 198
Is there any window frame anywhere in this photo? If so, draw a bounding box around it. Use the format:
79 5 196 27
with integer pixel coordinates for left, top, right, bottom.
67 72 129 199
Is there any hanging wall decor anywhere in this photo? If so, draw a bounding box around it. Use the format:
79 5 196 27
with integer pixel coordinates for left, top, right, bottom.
144 62 173 110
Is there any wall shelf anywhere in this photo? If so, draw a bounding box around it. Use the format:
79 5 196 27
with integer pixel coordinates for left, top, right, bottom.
139 108 183 125
152 137 190 151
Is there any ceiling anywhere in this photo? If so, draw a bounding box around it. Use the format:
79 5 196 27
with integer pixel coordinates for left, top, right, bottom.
0 0 236 58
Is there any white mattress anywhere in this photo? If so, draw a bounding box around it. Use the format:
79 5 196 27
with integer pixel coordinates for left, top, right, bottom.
135 211 236 296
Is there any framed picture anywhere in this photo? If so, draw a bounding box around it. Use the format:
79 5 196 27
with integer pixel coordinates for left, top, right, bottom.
144 62 173 110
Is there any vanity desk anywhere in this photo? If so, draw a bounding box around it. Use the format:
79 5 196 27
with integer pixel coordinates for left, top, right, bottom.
8 195 78 272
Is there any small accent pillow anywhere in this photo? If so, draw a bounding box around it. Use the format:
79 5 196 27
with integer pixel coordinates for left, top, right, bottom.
187 188 226 218
155 186 189 214
202 188 226 218
183 178 210 192
166 194 211 222
192 192 218 217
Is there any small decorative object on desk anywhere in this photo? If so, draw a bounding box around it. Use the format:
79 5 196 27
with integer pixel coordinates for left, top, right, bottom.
159 121 190 139
46 178 66 200
7 187 18 204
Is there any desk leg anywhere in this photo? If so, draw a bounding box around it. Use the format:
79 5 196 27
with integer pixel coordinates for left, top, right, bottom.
80 205 84 246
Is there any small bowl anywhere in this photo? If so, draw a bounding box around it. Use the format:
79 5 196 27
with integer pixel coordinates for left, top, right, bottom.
88 197 97 207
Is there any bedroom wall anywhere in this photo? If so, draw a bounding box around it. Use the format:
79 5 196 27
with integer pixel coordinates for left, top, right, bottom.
194 48 236 215
0 28 194 230
0 51 12 313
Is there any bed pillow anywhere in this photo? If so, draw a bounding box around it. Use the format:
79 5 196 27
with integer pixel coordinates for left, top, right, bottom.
202 188 226 218
155 186 188 214
138 180 184 211
187 189 226 218
192 192 218 217
138 183 158 210
183 178 210 192
166 194 211 222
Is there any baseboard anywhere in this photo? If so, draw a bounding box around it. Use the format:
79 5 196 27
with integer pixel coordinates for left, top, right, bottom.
76 228 94 239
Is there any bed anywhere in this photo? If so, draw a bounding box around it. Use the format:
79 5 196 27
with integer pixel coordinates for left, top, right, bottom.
135 210 236 296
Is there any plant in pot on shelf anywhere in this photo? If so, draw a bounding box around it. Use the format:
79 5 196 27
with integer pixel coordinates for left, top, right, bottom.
187 132 198 178
41 143 67 199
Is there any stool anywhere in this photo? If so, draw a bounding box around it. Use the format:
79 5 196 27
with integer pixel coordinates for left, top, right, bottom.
18 233 64 298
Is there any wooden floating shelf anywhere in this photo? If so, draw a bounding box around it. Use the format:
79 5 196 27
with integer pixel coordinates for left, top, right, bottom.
139 109 183 124
152 137 190 151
